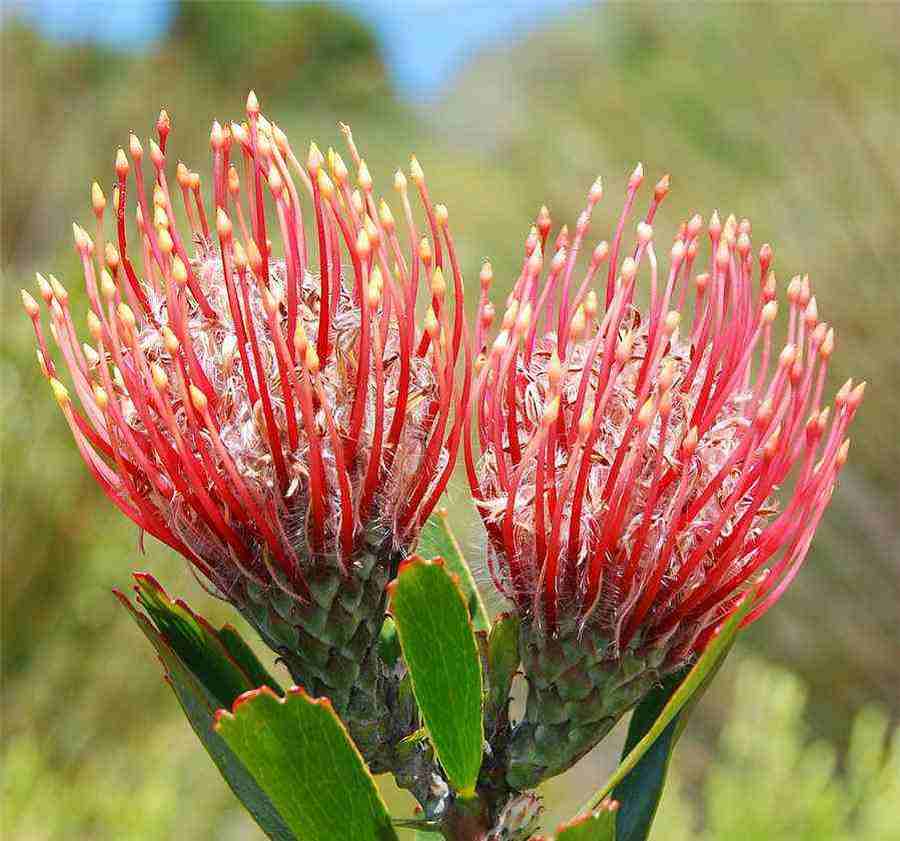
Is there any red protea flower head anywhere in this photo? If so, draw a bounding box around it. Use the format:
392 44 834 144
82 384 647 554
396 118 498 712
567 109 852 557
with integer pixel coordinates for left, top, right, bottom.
23 94 471 727
466 166 862 787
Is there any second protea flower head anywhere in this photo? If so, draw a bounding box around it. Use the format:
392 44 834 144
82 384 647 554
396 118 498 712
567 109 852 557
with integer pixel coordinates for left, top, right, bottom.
24 93 470 717
466 167 862 787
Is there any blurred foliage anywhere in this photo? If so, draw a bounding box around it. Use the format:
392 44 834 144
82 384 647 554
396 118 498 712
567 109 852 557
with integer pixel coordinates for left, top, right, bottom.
654 658 900 841
1 1 898 839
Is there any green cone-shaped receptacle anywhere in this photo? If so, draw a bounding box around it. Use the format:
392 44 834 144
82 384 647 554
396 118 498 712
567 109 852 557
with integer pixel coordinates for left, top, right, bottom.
506 618 671 790
235 528 411 768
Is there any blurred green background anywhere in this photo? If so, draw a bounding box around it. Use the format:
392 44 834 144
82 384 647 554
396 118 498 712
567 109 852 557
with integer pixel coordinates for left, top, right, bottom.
2 2 898 838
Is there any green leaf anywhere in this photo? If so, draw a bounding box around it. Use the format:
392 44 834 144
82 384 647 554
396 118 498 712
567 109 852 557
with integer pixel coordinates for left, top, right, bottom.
579 590 756 822
115 579 295 841
216 686 398 841
556 800 618 840
378 616 402 668
486 612 520 731
388 556 484 795
608 672 684 841
418 508 490 632
132 572 281 704
217 623 284 693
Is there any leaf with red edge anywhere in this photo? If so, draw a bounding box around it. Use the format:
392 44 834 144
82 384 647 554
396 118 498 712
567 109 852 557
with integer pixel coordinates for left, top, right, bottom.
388 556 484 795
116 575 295 841
555 799 618 840
419 509 490 632
215 686 398 841
131 572 281 703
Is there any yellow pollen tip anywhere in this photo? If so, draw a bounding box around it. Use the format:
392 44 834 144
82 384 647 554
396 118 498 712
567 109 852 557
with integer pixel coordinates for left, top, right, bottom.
515 302 532 333
837 438 851 467
332 152 349 184
157 227 174 254
715 239 730 268
117 303 136 330
91 182 106 213
307 141 324 172
35 349 49 377
100 269 117 300
294 323 308 356
50 378 70 406
548 351 563 389
317 168 335 199
616 330 635 364
592 241 610 265
364 215 380 244
305 345 320 375
189 385 208 413
355 228 371 257
542 396 560 426
424 308 439 338
115 148 129 175
659 390 673 416
246 240 262 272
172 257 188 285
21 289 40 317
50 275 69 304
357 160 372 191
658 358 677 390
231 241 248 271
492 330 509 355
151 363 169 391
86 310 102 341
378 199 395 229
82 344 99 366
268 165 284 195
663 310 680 334
216 208 233 239
779 344 797 367
93 384 109 410
36 272 53 302
637 398 656 427
479 261 493 290
152 203 168 228
578 407 594 438
161 325 179 354
570 306 586 338
683 426 699 455
149 139 164 166
431 267 447 298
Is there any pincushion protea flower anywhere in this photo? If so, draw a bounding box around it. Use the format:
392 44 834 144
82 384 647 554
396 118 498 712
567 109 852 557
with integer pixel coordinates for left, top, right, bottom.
22 93 470 758
466 167 863 788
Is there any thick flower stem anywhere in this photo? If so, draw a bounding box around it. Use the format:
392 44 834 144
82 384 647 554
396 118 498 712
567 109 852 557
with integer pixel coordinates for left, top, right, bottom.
440 795 492 841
